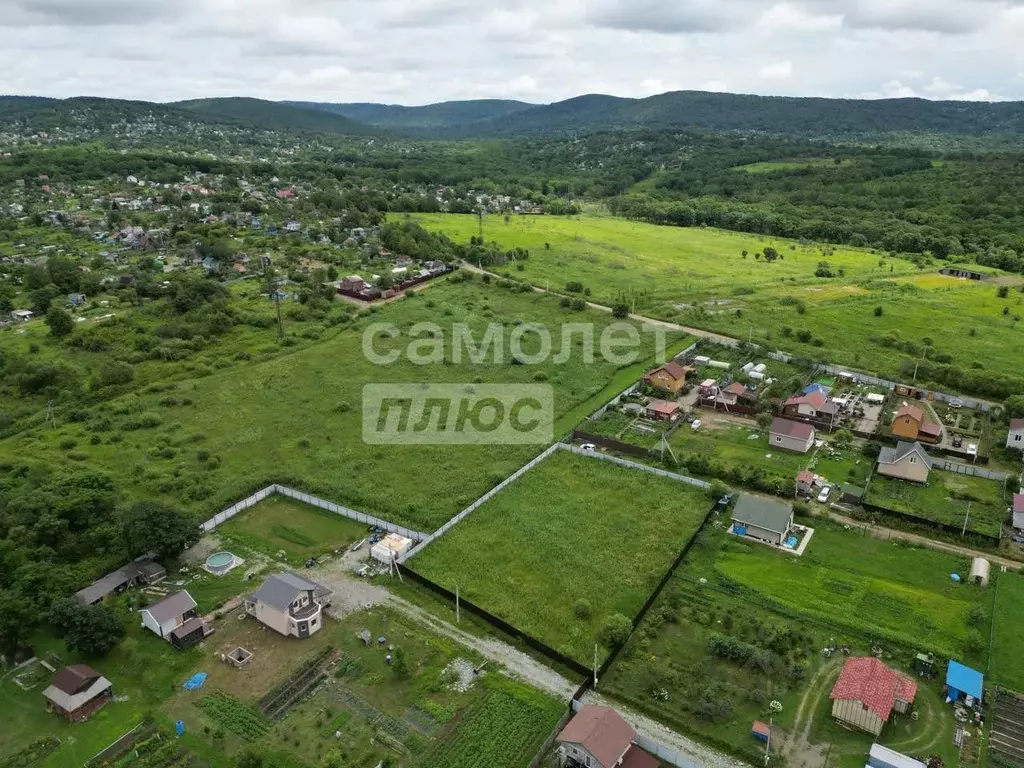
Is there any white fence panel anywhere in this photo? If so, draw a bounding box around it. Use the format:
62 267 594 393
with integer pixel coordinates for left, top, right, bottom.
561 443 710 490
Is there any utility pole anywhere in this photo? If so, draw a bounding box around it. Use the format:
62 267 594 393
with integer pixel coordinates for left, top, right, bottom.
912 347 930 383
455 584 460 624
593 643 599 688
961 500 972 538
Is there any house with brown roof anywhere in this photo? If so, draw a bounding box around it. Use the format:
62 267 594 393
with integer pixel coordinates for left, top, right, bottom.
830 657 917 735
645 398 680 422
644 361 690 395
1007 418 1024 451
1012 495 1024 531
42 665 113 721
891 403 942 444
783 389 828 419
140 590 213 649
876 441 932 484
556 705 657 768
770 417 816 453
796 470 815 496
716 381 756 409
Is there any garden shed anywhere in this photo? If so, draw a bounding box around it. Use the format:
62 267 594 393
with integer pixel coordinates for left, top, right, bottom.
945 660 983 705
840 484 865 505
969 557 990 587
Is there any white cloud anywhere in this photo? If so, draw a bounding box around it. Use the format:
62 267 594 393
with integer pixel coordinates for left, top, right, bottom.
0 0 1018 103
759 61 794 80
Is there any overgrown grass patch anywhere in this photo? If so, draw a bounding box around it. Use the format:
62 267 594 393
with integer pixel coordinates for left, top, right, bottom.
865 470 1007 538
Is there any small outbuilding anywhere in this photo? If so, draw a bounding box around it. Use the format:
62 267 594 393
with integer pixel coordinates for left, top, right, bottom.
730 494 794 546
946 660 983 706
645 399 680 422
371 533 413 564
840 484 865 506
867 743 927 768
796 470 815 496
969 557 990 587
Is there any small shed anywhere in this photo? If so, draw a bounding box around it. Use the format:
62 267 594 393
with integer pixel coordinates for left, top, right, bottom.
371 534 413 564
868 744 927 768
913 653 935 678
969 557 990 588
840 484 865 505
751 720 771 742
796 470 815 496
946 660 983 705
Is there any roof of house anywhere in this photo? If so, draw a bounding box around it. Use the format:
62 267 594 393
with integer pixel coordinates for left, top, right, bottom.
946 660 984 700
250 572 328 612
786 390 827 410
52 665 100 696
819 401 841 416
894 403 924 423
919 421 942 437
648 399 679 415
556 705 635 768
619 745 659 768
731 494 793 535
722 381 749 396
830 657 918 722
43 672 111 713
170 616 206 640
142 590 197 625
74 558 164 605
868 744 927 768
1011 418 1024 431
771 417 814 441
648 361 688 380
877 441 932 468
796 470 815 483
1014 495 1024 514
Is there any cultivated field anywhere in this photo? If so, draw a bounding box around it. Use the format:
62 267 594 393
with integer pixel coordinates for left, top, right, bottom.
410 213 1024 388
0 279 687 533
411 449 711 664
600 519 983 764
865 470 1008 538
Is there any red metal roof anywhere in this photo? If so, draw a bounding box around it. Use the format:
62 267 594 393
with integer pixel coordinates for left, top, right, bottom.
830 657 918 722
648 399 679 415
786 390 827 410
648 361 688 381
796 470 814 482
894 404 924 423
722 382 748 396
557 706 635 768
1014 495 1024 514
1011 418 1024 430
620 745 659 768
52 665 100 696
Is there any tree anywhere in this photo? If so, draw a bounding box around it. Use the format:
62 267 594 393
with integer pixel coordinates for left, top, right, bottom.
122 501 199 560
377 273 395 291
756 412 773 432
599 613 632 648
832 429 853 449
998 286 1010 298
49 599 125 657
237 752 265 768
391 647 409 677
873 306 884 317
0 589 34 654
1004 395 1024 420
45 305 73 338
763 247 779 262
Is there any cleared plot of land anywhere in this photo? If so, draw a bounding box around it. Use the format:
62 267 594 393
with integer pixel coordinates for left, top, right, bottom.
991 573 1024 693
732 158 852 173
412 449 711 664
601 520 980 765
1 280 686 533
866 470 1007 538
218 495 368 562
410 213 1024 389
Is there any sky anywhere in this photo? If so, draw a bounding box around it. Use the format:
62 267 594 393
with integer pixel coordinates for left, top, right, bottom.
1 0 1022 104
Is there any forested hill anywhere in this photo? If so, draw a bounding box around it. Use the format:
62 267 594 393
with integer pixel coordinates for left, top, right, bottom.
288 99 534 132
301 90 1024 142
0 96 377 137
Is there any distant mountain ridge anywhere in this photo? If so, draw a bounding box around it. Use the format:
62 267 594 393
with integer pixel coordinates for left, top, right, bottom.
290 90 1024 140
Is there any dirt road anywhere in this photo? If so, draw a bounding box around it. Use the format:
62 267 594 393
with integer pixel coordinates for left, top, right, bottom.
780 658 841 768
821 509 1023 570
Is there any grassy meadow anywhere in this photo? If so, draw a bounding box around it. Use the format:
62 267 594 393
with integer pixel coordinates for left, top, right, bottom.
0 279 687 533
411 449 711 664
866 470 1008 538
732 158 852 173
409 213 1024 387
990 572 1024 694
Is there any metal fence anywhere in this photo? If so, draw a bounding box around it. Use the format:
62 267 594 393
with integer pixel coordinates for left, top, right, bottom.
199 484 429 541
933 460 1011 482
561 443 711 490
400 443 562 562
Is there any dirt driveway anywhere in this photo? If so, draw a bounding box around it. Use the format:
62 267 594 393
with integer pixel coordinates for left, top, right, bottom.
779 658 842 768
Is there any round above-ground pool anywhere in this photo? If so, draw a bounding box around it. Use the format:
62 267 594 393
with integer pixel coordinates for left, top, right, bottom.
206 551 235 575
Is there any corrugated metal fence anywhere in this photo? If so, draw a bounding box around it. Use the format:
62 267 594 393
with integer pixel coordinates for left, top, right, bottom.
199 484 430 541
932 460 1010 482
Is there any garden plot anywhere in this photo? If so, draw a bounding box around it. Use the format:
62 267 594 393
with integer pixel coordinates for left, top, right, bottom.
600 518 983 766
991 572 1024 694
865 469 1008 538
411 449 711 665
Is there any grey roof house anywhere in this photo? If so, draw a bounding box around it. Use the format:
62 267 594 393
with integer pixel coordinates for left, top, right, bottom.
877 441 932 484
245 573 331 639
75 558 166 605
140 590 212 649
731 494 794 546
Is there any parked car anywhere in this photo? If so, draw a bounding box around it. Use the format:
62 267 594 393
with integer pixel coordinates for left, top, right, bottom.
952 434 963 448
691 419 702 430
579 442 596 451
817 485 832 503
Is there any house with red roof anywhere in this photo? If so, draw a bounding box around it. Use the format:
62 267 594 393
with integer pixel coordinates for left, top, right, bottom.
783 389 828 419
892 403 942 444
645 399 680 422
555 705 657 768
830 657 917 735
796 470 815 496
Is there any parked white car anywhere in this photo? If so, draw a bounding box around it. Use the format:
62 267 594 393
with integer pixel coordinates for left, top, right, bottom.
817 485 832 503
690 419 702 430
580 442 596 451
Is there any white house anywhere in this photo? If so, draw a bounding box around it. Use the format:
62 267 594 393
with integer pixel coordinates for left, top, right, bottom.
770 417 815 453
140 590 211 649
245 573 331 639
1007 419 1024 451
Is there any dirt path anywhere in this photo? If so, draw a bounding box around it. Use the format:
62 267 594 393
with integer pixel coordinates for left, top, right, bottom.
821 509 1023 570
781 658 841 768
582 690 751 768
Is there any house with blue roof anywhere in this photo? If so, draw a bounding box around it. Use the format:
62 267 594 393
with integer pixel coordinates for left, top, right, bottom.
802 382 831 397
945 660 983 705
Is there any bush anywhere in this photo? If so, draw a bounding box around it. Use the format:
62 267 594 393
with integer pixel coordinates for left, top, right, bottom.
573 600 592 620
599 613 632 648
59 438 77 450
565 281 584 293
873 306 884 316
612 304 629 319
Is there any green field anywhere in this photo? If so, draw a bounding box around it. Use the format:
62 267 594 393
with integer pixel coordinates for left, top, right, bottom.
0 279 685 533
866 469 1008 538
991 572 1024 693
412 449 711 664
1 591 563 768
218 495 369 564
600 519 987 763
732 158 852 173
410 213 1024 391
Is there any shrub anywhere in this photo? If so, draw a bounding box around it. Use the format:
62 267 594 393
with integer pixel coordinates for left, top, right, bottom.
59 438 77 450
612 304 630 319
565 281 584 293
574 600 592 620
874 306 884 316
599 613 632 648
